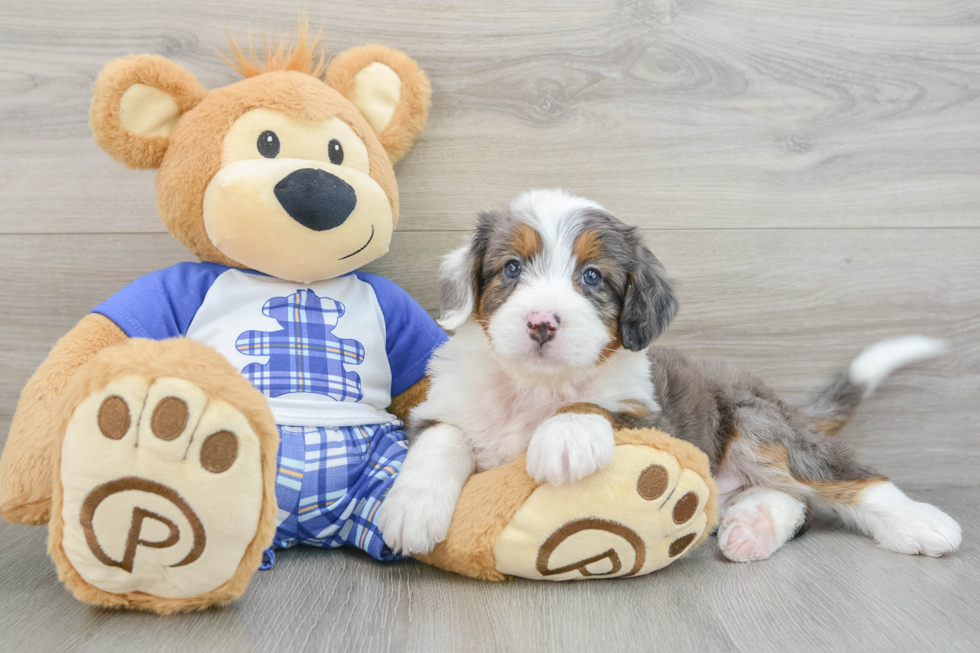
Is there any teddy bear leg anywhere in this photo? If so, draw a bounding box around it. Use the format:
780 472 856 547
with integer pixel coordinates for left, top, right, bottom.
0 314 128 525
416 428 717 581
48 338 279 614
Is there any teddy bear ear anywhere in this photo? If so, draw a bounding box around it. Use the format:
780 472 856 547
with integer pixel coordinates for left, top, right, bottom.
326 45 431 164
90 54 207 170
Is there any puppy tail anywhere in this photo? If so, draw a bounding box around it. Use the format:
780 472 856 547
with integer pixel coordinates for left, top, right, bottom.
803 336 948 437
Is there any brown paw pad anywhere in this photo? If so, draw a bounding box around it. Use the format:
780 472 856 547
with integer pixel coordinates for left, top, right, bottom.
638 464 700 526
668 533 697 557
97 395 130 440
200 430 238 474
672 492 699 524
151 396 189 441
637 464 669 501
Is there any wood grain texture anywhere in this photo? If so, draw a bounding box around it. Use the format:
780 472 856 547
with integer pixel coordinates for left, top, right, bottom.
1 0 980 232
0 487 977 652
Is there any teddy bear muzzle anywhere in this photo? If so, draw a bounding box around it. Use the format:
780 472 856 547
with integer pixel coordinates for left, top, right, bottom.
201 156 393 283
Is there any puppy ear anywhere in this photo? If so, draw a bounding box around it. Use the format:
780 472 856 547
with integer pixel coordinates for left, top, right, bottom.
438 244 478 331
90 54 207 169
326 45 431 163
620 243 678 351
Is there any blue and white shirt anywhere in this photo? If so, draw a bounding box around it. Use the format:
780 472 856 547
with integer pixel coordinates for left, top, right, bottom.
93 263 447 428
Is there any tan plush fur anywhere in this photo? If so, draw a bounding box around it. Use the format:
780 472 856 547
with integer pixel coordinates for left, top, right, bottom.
326 45 431 165
417 427 718 579
90 55 207 170
155 70 400 266
388 377 430 425
0 314 127 525
219 19 326 79
47 338 280 614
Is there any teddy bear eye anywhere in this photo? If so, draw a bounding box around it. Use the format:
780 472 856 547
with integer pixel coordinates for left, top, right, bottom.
328 139 344 165
257 130 280 158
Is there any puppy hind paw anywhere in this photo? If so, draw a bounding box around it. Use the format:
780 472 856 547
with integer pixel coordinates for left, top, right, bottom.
874 502 962 557
718 506 778 562
846 482 962 557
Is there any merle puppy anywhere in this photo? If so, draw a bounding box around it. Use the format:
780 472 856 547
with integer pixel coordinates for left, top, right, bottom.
377 189 961 562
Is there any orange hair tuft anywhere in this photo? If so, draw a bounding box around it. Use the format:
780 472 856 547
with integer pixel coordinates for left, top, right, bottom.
218 19 326 79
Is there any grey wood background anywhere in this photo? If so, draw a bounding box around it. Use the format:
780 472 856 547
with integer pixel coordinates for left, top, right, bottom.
0 0 978 651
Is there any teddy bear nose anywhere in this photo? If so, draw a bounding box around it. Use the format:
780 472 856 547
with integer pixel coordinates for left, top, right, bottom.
274 168 357 232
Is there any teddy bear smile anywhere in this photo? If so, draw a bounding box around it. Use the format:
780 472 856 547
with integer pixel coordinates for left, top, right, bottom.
339 224 375 260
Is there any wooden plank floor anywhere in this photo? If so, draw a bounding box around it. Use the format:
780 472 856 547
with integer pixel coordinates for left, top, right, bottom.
0 0 978 650
1 488 978 653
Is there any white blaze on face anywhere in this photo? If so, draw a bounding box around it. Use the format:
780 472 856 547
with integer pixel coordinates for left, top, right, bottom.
485 190 612 378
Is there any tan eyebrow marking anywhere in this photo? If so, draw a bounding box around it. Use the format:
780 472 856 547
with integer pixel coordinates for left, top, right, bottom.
573 229 602 263
510 223 542 259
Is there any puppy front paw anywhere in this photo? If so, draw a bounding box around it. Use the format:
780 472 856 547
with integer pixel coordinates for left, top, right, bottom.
377 481 456 555
526 413 614 485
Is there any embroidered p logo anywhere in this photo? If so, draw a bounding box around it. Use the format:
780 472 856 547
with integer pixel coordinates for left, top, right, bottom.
535 518 646 577
80 477 206 573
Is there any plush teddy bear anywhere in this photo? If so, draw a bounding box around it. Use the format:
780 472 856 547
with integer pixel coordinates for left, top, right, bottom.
0 26 717 614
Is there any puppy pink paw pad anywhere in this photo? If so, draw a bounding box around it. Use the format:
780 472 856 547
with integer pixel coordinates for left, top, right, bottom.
720 506 777 562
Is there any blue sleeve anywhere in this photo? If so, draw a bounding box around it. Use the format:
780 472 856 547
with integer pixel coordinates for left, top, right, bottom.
355 272 449 398
92 262 229 340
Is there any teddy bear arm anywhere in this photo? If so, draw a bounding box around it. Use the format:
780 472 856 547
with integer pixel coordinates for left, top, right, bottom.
0 313 127 524
387 376 430 425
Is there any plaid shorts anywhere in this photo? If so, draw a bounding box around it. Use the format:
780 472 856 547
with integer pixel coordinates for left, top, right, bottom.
261 420 408 568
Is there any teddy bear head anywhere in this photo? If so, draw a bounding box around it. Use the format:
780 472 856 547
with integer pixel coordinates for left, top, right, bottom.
89 26 430 283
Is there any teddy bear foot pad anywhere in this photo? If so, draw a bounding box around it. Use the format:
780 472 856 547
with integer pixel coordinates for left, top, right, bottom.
495 443 711 580
419 431 715 582
57 375 263 598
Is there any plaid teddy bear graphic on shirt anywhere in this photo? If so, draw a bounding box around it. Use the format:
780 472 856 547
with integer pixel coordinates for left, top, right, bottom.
236 289 365 401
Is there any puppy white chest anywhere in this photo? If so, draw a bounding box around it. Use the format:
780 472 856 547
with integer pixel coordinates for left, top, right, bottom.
416 323 658 472
465 384 565 471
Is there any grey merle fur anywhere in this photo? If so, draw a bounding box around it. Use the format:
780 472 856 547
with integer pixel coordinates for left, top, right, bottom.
576 208 678 351
638 348 880 488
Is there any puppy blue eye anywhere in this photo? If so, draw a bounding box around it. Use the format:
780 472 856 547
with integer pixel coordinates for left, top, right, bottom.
504 260 522 279
582 268 602 286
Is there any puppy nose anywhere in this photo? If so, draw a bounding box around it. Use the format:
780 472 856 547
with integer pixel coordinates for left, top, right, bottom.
274 168 357 232
527 312 560 344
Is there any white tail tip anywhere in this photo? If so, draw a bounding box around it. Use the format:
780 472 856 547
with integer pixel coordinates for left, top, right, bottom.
849 336 948 396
